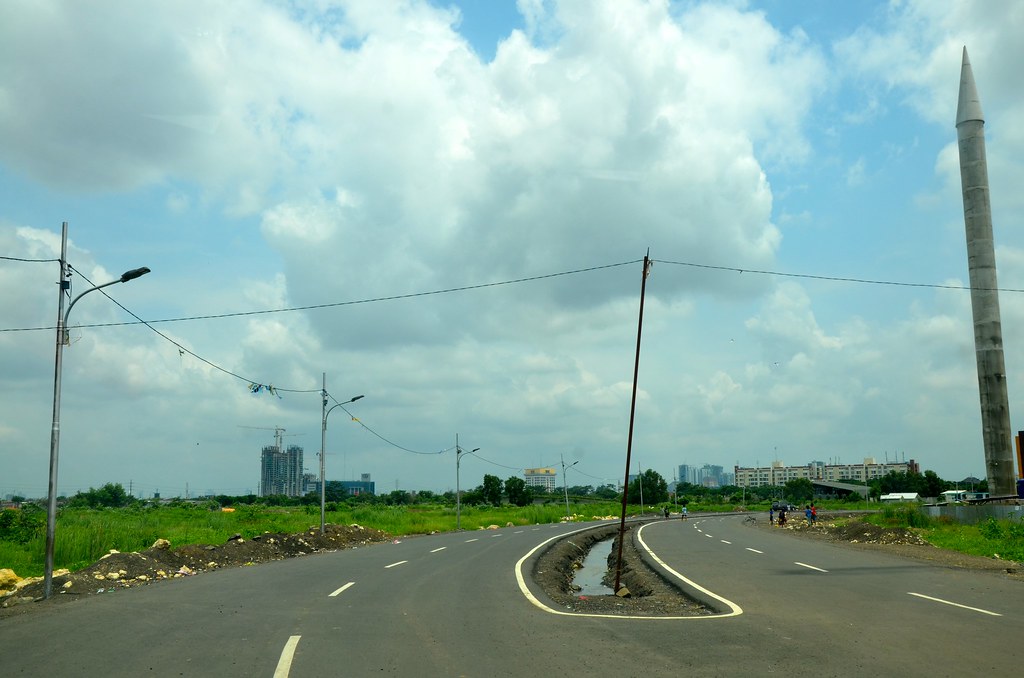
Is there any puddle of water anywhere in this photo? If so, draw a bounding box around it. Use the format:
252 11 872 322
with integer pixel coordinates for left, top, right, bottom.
573 539 616 596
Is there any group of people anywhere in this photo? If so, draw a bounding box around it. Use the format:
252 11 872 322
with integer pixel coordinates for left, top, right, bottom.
662 506 688 520
768 503 816 526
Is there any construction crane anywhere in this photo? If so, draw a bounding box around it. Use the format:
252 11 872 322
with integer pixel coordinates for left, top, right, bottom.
238 425 304 452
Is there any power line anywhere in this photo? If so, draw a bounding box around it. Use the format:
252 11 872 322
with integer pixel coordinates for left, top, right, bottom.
0 259 640 333
69 264 319 394
463 450 523 472
326 392 442 456
652 258 1024 293
0 255 59 263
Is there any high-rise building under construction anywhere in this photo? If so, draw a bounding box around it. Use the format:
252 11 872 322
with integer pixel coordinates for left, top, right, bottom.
260 443 304 497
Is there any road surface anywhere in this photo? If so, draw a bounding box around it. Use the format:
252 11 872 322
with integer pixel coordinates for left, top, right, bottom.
2 515 1021 676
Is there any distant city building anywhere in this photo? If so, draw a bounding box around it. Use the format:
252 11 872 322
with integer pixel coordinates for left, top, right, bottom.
734 458 919 488
260 444 304 497
340 474 374 496
678 464 732 487
302 473 320 496
524 467 557 492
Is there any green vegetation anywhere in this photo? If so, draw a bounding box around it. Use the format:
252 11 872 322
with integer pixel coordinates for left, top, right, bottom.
0 499 625 578
864 505 1024 562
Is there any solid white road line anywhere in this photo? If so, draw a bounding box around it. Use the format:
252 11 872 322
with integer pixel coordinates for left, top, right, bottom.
328 582 355 597
907 592 1002 616
745 548 764 554
795 562 828 573
430 546 446 553
514 523 741 620
385 560 408 569
273 635 301 678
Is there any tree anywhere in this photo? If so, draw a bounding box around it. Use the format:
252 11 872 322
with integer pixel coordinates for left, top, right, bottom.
505 476 532 507
481 474 503 506
567 485 593 497
627 469 668 505
386 490 411 505
66 482 133 509
594 484 618 500
784 478 814 503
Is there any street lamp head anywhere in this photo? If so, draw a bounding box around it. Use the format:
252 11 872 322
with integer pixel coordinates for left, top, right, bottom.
349 395 364 403
471 447 480 453
120 267 151 283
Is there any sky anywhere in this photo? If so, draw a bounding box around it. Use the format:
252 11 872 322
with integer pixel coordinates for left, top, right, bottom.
2 0 1024 499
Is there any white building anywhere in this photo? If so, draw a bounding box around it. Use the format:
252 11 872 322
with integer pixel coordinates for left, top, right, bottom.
734 458 919 488
524 467 557 492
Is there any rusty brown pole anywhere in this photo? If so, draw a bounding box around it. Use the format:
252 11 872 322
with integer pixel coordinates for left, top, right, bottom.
614 252 652 593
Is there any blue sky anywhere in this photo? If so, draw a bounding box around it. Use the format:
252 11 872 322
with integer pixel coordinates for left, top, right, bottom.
2 0 1023 499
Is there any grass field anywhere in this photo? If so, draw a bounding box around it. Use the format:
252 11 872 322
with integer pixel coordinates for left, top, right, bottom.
0 501 626 578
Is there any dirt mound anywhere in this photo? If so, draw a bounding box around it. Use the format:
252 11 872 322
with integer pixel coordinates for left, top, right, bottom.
822 521 928 546
1 523 390 613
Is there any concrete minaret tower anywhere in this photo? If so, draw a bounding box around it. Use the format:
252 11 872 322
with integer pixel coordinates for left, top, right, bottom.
956 47 1016 497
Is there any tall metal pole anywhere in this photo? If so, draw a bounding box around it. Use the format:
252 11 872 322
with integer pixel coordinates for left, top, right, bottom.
320 373 327 535
455 433 462 530
43 222 69 600
614 252 652 593
321 386 364 535
44 241 149 599
956 47 1016 497
561 454 578 518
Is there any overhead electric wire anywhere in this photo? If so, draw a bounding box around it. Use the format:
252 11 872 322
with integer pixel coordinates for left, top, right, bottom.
69 264 319 394
463 450 524 471
0 259 640 333
325 392 442 456
652 258 1024 293
0 255 60 262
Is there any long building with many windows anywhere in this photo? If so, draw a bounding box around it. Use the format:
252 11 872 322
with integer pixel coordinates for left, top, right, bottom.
524 467 557 492
734 458 919 488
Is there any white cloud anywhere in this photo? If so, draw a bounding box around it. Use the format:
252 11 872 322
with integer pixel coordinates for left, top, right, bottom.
3 0 1023 496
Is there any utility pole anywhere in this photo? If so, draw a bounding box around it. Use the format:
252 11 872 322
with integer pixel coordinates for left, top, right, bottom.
614 252 652 594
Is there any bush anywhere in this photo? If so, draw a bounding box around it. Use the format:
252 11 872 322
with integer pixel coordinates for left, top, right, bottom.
0 508 44 545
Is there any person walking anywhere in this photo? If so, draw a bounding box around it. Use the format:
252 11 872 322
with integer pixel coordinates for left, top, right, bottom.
681 505 688 521
769 506 775 525
805 505 813 525
811 504 817 525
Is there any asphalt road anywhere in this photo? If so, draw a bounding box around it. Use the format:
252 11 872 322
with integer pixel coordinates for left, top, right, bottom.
2 515 1022 677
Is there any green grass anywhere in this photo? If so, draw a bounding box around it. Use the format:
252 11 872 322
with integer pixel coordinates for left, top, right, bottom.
1 501 625 577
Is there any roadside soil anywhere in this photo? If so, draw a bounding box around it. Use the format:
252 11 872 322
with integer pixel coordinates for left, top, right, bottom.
0 523 391 618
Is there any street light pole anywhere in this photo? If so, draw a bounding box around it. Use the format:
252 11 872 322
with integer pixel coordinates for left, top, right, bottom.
320 374 363 535
454 433 479 531
44 234 149 599
561 454 578 519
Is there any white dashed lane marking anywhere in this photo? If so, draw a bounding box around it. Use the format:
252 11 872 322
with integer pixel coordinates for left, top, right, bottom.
328 582 354 597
